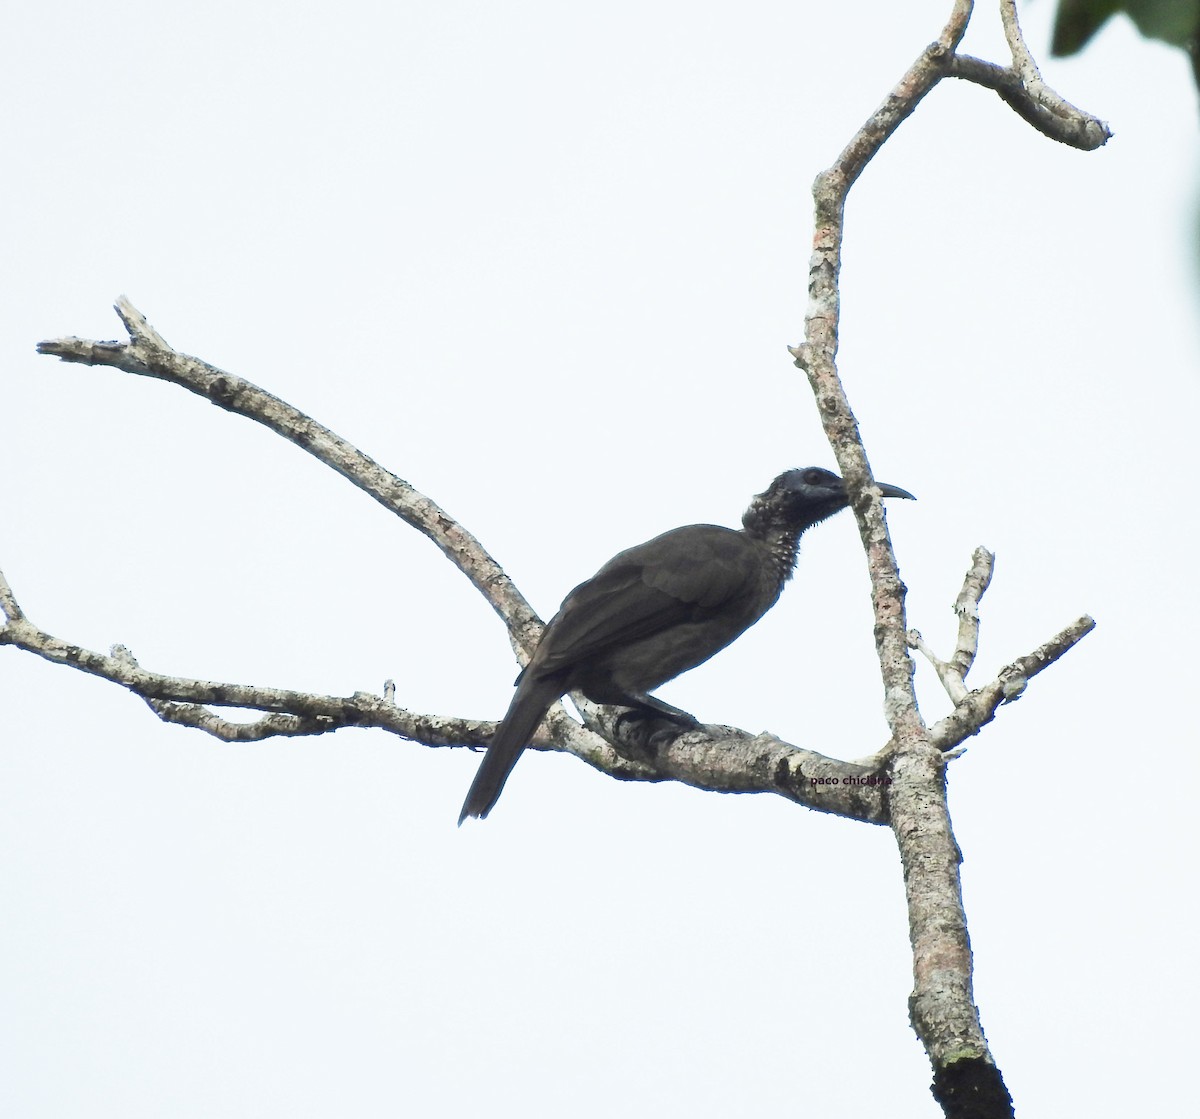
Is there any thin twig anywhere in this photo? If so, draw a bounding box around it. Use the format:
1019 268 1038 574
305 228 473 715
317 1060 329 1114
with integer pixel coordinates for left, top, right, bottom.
949 54 1110 148
999 0 1108 142
908 629 969 705
908 546 995 704
951 546 994 679
928 614 1096 753
0 568 25 622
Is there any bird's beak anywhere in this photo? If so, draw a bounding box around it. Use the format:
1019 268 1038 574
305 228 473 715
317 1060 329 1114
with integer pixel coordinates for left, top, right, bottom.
876 481 916 501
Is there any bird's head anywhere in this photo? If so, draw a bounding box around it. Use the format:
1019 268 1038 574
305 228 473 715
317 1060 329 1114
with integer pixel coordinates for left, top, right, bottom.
743 466 915 538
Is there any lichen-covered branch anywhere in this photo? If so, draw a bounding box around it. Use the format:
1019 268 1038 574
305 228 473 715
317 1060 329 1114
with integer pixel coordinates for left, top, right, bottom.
789 2 1102 1114
909 547 996 705
998 0 1109 144
927 613 1096 753
0 573 491 745
794 0 973 741
36 297 543 660
949 547 994 680
944 0 1110 151
949 54 1110 148
0 566 893 820
909 550 1095 750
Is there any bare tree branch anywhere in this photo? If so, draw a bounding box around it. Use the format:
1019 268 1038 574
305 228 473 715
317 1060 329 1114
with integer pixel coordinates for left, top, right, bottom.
0 568 26 622
789 2 1102 1114
109 645 349 741
36 297 544 660
0 563 902 820
0 595 488 745
909 546 996 705
950 547 994 680
908 549 1096 756
999 0 1108 138
927 613 1096 753
793 0 973 743
950 54 1111 149
3 551 1091 838
945 0 1111 150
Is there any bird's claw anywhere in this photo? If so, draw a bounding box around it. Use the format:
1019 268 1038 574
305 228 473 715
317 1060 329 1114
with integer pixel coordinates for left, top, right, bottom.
611 708 695 761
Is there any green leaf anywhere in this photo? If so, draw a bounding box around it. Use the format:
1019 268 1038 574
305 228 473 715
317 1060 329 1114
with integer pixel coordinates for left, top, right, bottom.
1052 0 1200 56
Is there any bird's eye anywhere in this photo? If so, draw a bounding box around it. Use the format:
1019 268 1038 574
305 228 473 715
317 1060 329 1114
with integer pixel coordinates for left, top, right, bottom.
802 468 824 485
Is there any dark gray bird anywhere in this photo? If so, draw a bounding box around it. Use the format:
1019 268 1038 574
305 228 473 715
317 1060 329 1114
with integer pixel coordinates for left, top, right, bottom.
459 466 913 823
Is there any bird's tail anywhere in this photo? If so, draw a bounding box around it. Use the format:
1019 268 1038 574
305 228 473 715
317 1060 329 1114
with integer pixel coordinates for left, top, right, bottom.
458 675 560 824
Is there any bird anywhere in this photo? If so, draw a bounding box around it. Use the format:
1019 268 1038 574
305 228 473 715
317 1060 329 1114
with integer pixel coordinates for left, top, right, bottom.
458 466 914 823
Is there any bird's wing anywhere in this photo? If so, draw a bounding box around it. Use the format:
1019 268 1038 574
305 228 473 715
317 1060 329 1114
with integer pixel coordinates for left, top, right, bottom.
532 525 761 675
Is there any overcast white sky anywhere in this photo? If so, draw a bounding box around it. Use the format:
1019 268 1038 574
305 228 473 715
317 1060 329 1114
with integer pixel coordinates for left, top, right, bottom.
2 2 1197 1116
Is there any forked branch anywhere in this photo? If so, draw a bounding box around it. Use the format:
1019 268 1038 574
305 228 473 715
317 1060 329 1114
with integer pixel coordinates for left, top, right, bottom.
790 2 1100 1115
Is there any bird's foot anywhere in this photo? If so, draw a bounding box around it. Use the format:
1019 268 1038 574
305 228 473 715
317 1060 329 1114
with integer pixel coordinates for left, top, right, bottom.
611 708 698 763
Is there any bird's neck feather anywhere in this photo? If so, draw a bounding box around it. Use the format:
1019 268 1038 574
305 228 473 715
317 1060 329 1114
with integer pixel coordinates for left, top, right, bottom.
742 496 837 584
760 524 803 583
